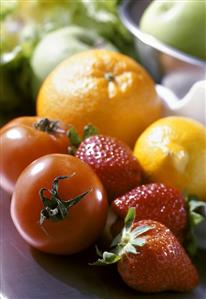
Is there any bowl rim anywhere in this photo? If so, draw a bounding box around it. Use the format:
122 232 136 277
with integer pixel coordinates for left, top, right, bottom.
119 0 206 67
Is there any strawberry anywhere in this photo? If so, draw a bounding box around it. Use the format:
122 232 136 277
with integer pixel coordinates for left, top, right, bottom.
75 134 142 200
93 208 199 293
112 183 187 241
112 183 206 249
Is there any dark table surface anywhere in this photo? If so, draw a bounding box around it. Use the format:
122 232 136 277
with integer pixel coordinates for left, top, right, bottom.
1 188 206 299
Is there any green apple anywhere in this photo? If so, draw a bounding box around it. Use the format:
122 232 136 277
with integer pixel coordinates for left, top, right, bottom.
140 0 206 60
31 26 118 93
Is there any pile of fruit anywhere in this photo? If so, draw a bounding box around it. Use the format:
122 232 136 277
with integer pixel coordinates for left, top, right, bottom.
0 0 135 124
0 49 206 294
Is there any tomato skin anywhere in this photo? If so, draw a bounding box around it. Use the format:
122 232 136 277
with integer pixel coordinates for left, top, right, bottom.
11 154 108 255
0 116 39 133
0 116 69 194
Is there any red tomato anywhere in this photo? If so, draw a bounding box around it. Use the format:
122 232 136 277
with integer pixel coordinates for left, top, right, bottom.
0 116 69 193
11 154 108 255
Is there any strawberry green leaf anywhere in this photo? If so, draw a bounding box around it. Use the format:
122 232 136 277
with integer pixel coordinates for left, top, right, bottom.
132 225 154 238
132 237 147 247
67 124 99 155
91 208 153 266
90 251 121 266
103 251 120 263
123 243 137 254
95 245 103 258
184 230 197 257
67 145 78 155
184 195 206 256
188 198 206 226
83 124 99 140
110 232 122 247
124 207 135 230
67 127 82 146
190 211 205 226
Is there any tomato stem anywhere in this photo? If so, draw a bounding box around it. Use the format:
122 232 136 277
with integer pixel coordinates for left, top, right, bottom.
39 175 91 225
34 118 66 135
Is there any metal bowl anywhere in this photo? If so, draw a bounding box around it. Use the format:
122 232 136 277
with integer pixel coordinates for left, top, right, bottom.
119 0 206 98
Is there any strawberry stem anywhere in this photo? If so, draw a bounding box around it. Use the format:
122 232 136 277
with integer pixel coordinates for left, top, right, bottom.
67 124 99 155
90 208 153 266
39 175 91 225
83 124 99 140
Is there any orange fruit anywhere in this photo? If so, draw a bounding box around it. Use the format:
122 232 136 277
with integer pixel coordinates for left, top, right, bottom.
37 49 162 147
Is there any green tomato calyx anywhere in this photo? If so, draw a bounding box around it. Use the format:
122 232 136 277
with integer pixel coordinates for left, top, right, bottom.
34 118 66 135
39 174 91 225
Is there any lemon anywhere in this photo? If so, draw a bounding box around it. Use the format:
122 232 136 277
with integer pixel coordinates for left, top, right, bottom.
134 116 206 200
